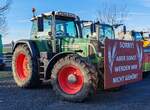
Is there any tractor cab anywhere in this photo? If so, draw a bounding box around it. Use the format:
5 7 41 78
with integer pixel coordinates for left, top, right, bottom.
131 31 144 41
82 21 115 43
131 31 150 47
30 11 81 40
119 30 150 47
142 32 150 39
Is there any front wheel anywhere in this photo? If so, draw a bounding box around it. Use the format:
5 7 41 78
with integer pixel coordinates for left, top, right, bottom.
12 44 40 88
51 54 98 102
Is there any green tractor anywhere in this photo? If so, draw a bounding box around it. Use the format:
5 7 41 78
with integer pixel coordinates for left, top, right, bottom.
82 21 115 41
12 11 99 102
12 11 142 102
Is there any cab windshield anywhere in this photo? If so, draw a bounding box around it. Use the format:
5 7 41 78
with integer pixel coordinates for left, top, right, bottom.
31 17 78 38
55 18 78 38
99 25 115 40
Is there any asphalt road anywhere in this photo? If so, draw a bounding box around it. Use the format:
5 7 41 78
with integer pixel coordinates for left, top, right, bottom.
0 73 150 110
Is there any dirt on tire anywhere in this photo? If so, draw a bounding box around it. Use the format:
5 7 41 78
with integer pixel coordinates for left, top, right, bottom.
51 54 99 102
12 44 40 88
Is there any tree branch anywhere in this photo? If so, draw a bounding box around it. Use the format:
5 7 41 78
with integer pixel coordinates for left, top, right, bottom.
0 0 12 35
97 2 128 25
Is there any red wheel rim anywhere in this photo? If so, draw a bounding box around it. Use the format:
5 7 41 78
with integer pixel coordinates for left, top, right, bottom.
15 53 29 80
58 65 84 95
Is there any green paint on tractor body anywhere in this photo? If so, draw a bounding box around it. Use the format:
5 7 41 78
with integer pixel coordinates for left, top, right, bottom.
61 38 89 56
32 37 99 65
33 40 52 52
142 63 150 72
142 53 150 72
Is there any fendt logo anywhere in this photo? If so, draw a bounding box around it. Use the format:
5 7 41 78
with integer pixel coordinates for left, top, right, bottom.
104 39 143 89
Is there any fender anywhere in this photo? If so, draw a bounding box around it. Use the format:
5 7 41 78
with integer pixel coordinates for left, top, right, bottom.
13 39 40 58
45 51 76 79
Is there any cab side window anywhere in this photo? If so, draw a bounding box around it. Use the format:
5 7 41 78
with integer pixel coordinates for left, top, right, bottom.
38 17 52 38
44 17 52 33
82 26 91 38
30 20 38 38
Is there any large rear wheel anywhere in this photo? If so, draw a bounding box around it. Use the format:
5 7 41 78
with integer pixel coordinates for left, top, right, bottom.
51 54 98 102
12 44 40 88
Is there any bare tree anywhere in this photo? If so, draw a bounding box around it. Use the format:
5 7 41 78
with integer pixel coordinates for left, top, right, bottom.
0 0 12 34
97 1 128 25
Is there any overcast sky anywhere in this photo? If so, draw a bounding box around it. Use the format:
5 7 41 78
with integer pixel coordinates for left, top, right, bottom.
2 0 150 43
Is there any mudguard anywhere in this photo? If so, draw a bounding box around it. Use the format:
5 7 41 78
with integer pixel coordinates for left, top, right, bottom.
13 40 40 58
45 52 75 79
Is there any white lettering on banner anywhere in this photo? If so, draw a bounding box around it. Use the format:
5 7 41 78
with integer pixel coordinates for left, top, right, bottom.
114 65 138 72
112 73 138 83
120 42 134 48
104 40 142 89
126 55 136 61
116 56 126 61
116 55 137 61
131 65 138 70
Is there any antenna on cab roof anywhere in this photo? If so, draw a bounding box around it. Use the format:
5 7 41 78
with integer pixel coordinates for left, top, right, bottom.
32 8 36 18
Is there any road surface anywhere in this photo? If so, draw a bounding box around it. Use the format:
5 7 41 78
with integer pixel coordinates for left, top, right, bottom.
0 73 150 110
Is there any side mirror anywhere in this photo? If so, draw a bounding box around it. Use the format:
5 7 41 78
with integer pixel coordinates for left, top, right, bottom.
131 30 134 37
86 34 89 38
140 31 143 36
37 17 44 32
123 26 126 35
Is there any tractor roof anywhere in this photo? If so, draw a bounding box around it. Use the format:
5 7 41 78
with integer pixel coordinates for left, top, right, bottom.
81 21 93 27
82 21 113 28
31 11 78 20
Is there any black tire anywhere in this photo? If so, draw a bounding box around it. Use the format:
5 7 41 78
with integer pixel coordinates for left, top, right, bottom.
51 54 99 102
97 66 121 91
12 44 40 88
